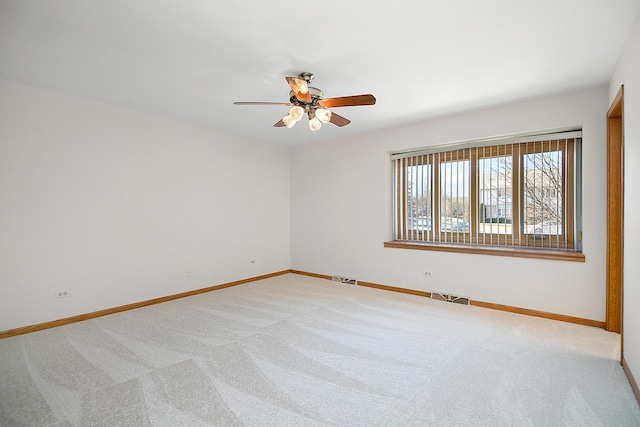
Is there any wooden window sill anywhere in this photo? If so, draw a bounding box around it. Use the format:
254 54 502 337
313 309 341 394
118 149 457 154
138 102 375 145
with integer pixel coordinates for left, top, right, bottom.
384 240 585 262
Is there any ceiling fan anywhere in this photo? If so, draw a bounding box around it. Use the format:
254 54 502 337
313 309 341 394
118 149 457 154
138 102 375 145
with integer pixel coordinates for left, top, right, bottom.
233 72 376 131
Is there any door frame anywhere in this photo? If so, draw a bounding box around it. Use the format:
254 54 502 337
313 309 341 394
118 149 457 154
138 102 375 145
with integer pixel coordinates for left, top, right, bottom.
606 85 624 340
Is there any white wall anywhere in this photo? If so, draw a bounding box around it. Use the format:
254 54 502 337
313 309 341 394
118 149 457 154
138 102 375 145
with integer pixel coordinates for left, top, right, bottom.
610 10 640 389
291 86 608 321
0 79 290 331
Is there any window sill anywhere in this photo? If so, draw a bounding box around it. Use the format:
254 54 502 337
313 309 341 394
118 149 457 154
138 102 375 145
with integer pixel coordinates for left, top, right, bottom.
384 240 586 262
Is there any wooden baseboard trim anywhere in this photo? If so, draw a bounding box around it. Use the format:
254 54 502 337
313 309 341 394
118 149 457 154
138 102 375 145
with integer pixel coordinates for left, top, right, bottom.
622 358 640 405
4 269 605 339
469 300 605 328
289 271 431 298
290 270 604 328
357 280 431 298
0 270 291 339
289 270 332 281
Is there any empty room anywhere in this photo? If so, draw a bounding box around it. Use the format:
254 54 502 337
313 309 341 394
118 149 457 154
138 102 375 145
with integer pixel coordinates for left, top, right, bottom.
1 1 640 426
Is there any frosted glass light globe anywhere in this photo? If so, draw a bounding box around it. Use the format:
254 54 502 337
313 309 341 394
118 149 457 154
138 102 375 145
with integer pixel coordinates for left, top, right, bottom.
315 108 332 124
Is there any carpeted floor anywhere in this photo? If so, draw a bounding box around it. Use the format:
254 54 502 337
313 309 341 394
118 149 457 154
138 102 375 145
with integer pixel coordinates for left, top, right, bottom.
1 273 639 426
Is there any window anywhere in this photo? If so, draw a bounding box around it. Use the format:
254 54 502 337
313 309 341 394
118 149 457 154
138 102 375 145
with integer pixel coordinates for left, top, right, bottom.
389 130 583 260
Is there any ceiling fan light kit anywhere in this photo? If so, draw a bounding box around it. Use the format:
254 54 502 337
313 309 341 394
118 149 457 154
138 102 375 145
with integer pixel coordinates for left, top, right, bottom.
308 115 322 132
282 115 296 128
315 108 331 124
282 106 304 128
234 72 376 132
289 106 304 121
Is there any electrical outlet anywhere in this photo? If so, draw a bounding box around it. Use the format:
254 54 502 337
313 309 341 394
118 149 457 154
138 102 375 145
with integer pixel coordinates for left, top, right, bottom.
424 271 433 277
55 290 70 298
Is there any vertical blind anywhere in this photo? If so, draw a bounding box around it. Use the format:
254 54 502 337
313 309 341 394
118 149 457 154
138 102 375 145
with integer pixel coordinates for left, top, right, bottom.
392 130 582 251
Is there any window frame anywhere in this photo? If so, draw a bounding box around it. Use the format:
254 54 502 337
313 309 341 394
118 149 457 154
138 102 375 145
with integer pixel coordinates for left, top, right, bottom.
387 130 584 262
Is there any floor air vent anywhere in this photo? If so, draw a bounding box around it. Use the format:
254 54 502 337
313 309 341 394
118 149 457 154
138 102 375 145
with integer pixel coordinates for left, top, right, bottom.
332 275 357 285
431 292 470 305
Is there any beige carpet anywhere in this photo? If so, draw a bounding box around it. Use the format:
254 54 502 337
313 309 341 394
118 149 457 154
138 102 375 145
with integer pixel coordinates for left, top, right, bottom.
1 273 638 426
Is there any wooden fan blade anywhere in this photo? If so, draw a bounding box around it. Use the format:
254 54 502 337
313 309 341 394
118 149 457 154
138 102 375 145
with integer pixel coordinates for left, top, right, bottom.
274 119 286 127
319 94 376 108
234 102 292 106
285 77 311 102
329 112 351 127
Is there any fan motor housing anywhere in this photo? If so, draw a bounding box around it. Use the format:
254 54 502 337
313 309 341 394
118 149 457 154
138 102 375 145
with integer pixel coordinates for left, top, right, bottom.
289 87 324 110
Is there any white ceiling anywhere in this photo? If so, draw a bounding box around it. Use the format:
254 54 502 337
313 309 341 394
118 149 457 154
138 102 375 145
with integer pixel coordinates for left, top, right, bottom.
1 1 639 146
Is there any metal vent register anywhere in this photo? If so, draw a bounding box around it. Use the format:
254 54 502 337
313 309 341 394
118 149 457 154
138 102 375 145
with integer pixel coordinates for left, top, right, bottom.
431 292 470 305
332 275 357 285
